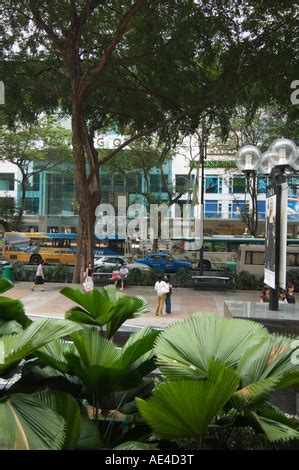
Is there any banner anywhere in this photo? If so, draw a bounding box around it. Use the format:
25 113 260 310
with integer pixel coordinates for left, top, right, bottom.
279 182 288 289
264 194 276 289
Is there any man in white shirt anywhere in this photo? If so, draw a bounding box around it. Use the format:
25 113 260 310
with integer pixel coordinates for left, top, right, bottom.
154 275 169 316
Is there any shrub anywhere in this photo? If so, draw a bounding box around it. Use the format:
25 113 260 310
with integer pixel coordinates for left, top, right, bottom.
171 268 193 287
127 268 144 285
234 271 264 290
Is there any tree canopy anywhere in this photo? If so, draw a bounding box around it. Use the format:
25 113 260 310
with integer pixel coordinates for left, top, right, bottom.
1 0 298 278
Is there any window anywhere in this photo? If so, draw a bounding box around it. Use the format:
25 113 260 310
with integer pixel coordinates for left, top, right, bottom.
0 173 14 191
245 251 265 265
231 177 246 194
287 253 299 267
218 202 222 217
151 255 169 262
150 174 160 193
27 173 40 191
25 198 39 214
175 175 194 193
257 201 266 220
257 177 267 194
205 176 218 193
205 200 218 218
219 177 223 193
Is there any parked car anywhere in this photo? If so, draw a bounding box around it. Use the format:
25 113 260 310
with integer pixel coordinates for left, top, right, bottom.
136 252 192 273
0 260 10 266
94 255 151 272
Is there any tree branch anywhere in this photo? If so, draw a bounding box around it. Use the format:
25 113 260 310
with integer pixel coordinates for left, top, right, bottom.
80 0 146 98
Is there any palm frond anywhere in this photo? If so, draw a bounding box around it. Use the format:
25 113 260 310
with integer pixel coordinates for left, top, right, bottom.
117 327 160 370
0 279 13 294
238 335 299 387
155 314 267 380
34 389 80 449
0 297 31 328
137 360 239 440
0 393 65 450
0 319 82 373
114 441 158 450
250 412 299 442
37 339 78 374
0 320 22 336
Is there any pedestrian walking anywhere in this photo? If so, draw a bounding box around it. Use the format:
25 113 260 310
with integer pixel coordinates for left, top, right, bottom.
154 275 169 316
115 265 129 290
164 274 172 314
31 260 45 291
83 262 94 292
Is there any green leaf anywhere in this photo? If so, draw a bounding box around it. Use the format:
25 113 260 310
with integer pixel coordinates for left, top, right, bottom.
238 335 299 386
155 314 268 380
62 286 149 337
0 319 82 373
117 327 160 370
76 406 101 450
0 393 65 450
105 295 150 339
114 441 158 450
137 360 239 440
34 390 80 449
232 377 280 409
0 297 31 328
250 412 299 442
37 339 78 374
0 319 23 336
0 279 13 294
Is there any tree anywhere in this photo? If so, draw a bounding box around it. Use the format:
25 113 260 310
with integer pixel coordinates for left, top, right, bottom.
2 1 298 280
0 118 72 230
105 138 194 251
0 197 17 231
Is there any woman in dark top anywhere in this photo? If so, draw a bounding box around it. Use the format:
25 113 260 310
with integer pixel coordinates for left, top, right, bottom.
83 262 94 291
286 283 296 304
164 274 172 314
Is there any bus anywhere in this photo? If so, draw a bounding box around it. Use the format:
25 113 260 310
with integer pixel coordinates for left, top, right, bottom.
238 243 299 277
171 236 299 274
171 236 265 270
2 232 126 265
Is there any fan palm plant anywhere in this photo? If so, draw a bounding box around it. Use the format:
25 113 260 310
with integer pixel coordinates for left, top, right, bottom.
137 314 299 448
61 285 149 338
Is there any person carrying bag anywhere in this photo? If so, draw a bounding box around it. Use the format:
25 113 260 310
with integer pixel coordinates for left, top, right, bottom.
83 262 94 292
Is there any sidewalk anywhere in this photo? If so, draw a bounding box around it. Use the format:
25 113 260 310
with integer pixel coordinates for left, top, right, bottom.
3 282 261 328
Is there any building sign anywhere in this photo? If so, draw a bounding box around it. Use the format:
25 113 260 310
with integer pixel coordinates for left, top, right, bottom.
95 136 124 149
264 194 276 289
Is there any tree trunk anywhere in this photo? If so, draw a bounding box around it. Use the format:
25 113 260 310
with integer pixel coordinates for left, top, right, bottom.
15 177 27 231
71 101 101 283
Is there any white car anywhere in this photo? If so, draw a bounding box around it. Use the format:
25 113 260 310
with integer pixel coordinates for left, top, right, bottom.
94 255 150 272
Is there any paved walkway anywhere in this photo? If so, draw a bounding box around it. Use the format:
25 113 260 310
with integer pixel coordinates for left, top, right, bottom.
3 282 261 328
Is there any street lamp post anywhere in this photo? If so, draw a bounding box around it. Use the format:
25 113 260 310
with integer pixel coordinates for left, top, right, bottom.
236 139 298 311
198 138 207 275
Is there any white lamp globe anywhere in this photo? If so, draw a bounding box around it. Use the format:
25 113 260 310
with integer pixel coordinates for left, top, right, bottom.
259 151 278 175
268 138 297 167
236 145 261 172
292 147 299 171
